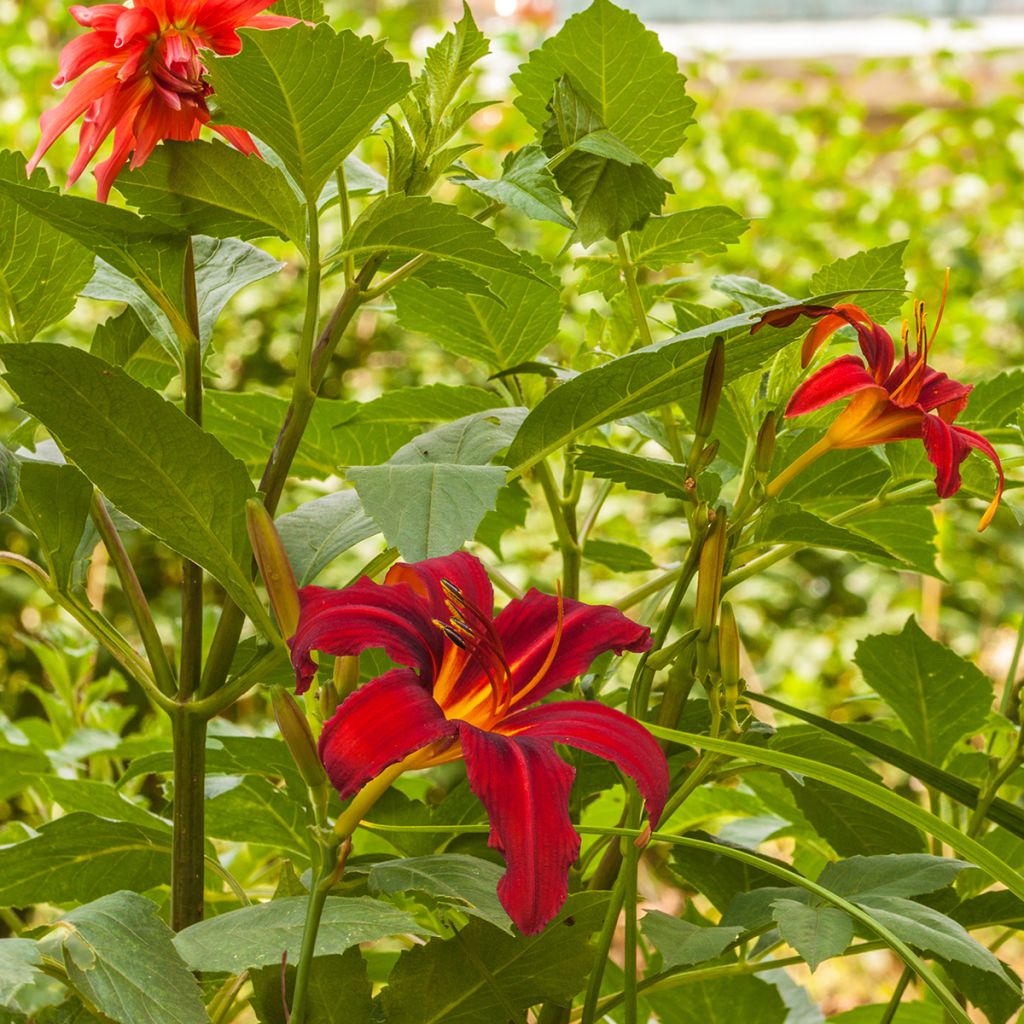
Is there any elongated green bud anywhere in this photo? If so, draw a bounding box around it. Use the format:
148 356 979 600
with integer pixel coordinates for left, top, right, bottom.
719 603 740 688
333 654 360 702
694 507 727 641
246 499 300 638
694 439 720 475
271 687 327 789
695 336 726 438
755 412 777 479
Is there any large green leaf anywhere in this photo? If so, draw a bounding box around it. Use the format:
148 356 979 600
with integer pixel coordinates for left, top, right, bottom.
417 1 489 127
770 899 853 971
645 975 787 1024
574 446 689 499
204 775 308 856
381 892 609 1024
460 145 572 227
50 892 206 1024
670 834 791 912
0 442 17 514
808 241 908 323
332 195 542 293
0 939 53 1014
0 180 189 346
115 140 306 248
90 308 177 390
173 895 430 972
368 854 512 933
513 0 694 166
755 501 903 566
819 854 971 900
854 617 993 765
0 151 92 343
208 24 411 198
250 949 371 1024
628 207 749 270
12 459 93 592
37 777 170 833
0 814 171 906
1 345 269 631
276 491 378 585
348 408 525 560
958 370 1024 430
393 253 561 370
639 911 742 970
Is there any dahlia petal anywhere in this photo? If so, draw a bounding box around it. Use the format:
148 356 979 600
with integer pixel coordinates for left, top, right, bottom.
459 724 580 934
498 700 668 826
114 6 159 48
954 425 1005 531
385 551 495 622
93 118 136 203
54 33 112 87
921 414 971 498
209 124 259 154
318 669 456 799
492 590 651 710
290 577 444 694
785 355 878 417
69 4 124 30
244 14 302 29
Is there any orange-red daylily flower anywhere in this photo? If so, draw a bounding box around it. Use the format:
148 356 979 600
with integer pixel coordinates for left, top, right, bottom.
28 1 297 201
755 290 1004 529
289 552 668 935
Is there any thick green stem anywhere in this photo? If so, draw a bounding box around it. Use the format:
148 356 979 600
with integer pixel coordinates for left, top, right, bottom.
170 709 206 931
536 460 581 600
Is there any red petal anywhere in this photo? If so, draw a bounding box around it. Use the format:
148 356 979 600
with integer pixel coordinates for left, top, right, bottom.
785 355 877 418
385 551 494 622
209 124 259 155
53 33 114 86
459 724 580 934
750 304 835 334
498 700 668 826
290 577 444 694
955 425 1005 531
854 321 895 380
70 4 125 30
917 371 972 416
921 414 971 498
318 669 456 799
800 304 873 367
493 590 651 711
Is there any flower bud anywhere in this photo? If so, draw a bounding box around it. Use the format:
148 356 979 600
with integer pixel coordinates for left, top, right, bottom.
271 687 327 789
246 499 300 638
333 654 360 703
694 507 727 641
755 413 777 479
694 439 720 475
719 602 740 689
695 336 725 439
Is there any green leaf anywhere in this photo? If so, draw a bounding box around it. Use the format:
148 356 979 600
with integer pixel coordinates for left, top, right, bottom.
513 0 694 166
37 777 170 833
756 501 898 564
419 2 489 126
208 24 410 199
250 949 371 1024
115 141 306 249
574 445 689 499
1 345 268 632
276 491 379 586
204 775 308 856
645 975 788 1024
0 939 52 1014
474 480 529 557
333 195 542 292
173 895 431 972
818 855 971 901
0 443 19 515
393 252 562 370
829 1006 942 1024
460 146 572 227
712 274 792 311
0 744 52 802
771 899 853 971
368 854 513 933
0 151 93 343
808 242 908 323
854 617 993 765
348 408 525 560
13 459 93 591
90 308 177 391
83 235 282 355
269 0 326 19
0 814 171 906
958 370 1024 430
640 911 742 969
839 505 940 578
583 538 655 573
628 207 749 270
854 895 1013 982
381 892 609 1024
0 180 190 346
50 892 206 1024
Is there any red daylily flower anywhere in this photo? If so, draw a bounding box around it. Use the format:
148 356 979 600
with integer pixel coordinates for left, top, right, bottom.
289 552 668 935
758 291 1004 530
28 0 297 201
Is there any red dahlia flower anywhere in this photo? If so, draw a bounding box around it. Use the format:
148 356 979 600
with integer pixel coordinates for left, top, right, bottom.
289 552 668 935
757 292 1004 530
28 1 297 201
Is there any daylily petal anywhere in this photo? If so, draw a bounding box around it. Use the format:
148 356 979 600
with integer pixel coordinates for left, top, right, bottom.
916 370 972 417
493 590 651 711
318 669 457 799
459 724 580 934
853 320 895 381
750 304 836 334
954 425 1005 531
498 700 668 826
785 355 879 417
290 577 443 694
921 413 971 498
385 551 494 621
827 389 922 448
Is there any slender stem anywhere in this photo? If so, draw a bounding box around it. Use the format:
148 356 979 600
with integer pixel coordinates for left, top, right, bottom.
295 199 321 396
170 708 206 931
579 868 628 1024
578 478 615 546
879 967 914 1024
999 613 1024 717
90 491 176 698
614 564 686 612
360 253 431 301
622 837 639 1024
191 646 285 718
335 164 355 287
536 460 581 600
966 730 1024 837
